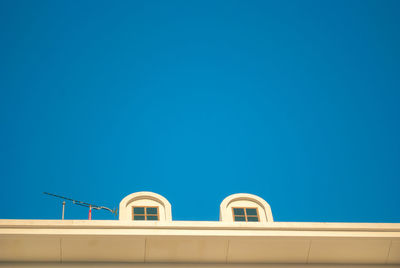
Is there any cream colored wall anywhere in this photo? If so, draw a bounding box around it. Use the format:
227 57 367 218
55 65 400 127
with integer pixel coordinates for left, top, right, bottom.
2 193 399 266
1 220 399 264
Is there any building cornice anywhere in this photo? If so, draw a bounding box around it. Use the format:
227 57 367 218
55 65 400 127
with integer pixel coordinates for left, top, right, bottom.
1 220 400 233
1 220 399 264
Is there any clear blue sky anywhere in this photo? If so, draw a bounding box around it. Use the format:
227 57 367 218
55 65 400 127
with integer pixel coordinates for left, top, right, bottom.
1 1 399 222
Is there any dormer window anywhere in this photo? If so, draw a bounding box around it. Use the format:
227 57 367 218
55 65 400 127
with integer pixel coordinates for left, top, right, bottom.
220 193 273 223
119 192 172 221
132 206 159 221
232 207 259 222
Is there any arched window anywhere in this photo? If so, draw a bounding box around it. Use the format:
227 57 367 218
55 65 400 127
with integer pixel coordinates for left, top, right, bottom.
119 192 172 221
220 193 273 223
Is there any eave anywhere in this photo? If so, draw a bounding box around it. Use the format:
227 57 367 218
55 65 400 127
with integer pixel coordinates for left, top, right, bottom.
0 220 399 265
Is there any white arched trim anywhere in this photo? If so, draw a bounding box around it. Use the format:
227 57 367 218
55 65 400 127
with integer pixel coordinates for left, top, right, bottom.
220 193 273 222
119 191 172 221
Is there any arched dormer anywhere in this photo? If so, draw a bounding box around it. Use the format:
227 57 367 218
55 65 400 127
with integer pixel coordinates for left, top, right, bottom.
119 192 172 221
220 193 273 223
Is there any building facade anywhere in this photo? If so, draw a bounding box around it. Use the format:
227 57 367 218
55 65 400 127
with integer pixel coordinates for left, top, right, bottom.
0 192 399 267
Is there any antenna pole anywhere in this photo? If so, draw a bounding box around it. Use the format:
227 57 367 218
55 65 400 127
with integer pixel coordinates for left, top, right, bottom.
62 201 65 220
43 192 117 220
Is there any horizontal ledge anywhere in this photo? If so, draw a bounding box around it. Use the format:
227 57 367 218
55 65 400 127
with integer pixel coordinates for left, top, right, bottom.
1 229 400 239
0 263 399 268
1 220 400 232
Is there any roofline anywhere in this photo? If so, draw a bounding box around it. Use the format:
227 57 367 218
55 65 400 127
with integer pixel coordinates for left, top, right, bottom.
1 220 400 231
1 220 399 264
1 220 400 238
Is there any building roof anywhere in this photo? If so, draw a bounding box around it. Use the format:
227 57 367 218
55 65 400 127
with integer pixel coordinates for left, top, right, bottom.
1 192 399 265
1 219 399 265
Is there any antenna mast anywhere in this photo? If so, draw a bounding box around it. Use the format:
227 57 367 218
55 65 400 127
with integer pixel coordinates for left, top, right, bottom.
43 192 118 220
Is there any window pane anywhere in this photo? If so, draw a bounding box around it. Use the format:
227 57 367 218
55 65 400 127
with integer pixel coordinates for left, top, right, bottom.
146 207 158 215
147 215 158 221
134 215 145 220
234 216 246 222
233 208 245 216
247 216 259 222
133 207 145 214
246 208 257 216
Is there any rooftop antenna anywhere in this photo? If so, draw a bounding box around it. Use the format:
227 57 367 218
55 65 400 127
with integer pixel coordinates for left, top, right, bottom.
43 192 118 220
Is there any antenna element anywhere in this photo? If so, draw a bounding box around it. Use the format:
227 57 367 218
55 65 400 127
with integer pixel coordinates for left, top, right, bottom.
43 192 118 220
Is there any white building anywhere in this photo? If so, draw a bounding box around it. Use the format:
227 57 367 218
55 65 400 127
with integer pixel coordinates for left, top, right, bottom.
0 192 399 267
